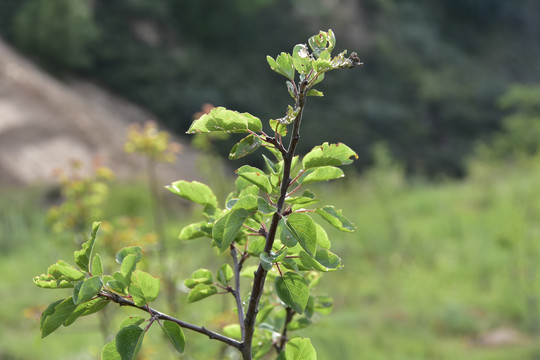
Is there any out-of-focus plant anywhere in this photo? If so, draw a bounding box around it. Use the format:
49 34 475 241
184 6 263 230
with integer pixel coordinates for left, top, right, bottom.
124 121 182 311
474 84 540 163
34 29 362 359
13 0 99 71
47 158 113 244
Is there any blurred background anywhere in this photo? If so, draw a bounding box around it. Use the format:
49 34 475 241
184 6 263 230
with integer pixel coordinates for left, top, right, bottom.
1 0 540 359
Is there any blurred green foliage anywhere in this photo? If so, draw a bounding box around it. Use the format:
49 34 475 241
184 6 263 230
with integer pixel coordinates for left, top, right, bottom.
1 0 539 176
12 0 99 71
4 152 540 358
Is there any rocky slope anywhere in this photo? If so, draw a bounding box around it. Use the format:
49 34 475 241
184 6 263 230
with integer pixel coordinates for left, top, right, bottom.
0 37 201 188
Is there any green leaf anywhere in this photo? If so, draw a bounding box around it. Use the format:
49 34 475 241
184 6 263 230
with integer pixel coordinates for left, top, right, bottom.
187 106 262 134
301 166 344 185
217 264 234 286
267 53 295 81
306 89 324 97
116 325 145 360
287 317 312 331
108 272 128 294
230 194 259 212
166 180 218 209
262 154 279 174
178 221 213 240
299 250 342 272
258 197 276 215
33 274 74 288
223 324 242 340
292 44 311 74
92 254 103 277
213 208 251 252
275 272 309 314
161 320 186 353
184 269 214 289
308 30 334 58
314 222 330 249
40 299 62 332
102 339 121 360
47 260 85 281
235 165 272 194
247 237 266 256
116 247 142 264
285 338 317 360
229 134 263 159
75 276 103 304
269 119 288 136
315 206 356 232
284 213 317 256
302 142 358 169
129 270 160 307
120 316 146 328
40 297 77 338
279 219 298 247
120 254 138 288
253 339 273 359
286 190 318 206
64 298 109 326
187 284 218 303
276 52 295 80
74 222 101 272
259 253 274 271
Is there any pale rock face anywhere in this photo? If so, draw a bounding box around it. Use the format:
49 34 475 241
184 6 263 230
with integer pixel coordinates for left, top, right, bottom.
0 37 202 187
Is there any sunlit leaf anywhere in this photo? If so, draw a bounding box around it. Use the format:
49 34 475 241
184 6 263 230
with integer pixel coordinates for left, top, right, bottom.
116 247 142 265
302 142 358 169
92 254 103 277
184 269 214 289
235 165 272 194
217 264 234 286
47 260 85 281
292 44 311 74
187 107 262 134
285 338 317 360
301 166 344 185
74 222 101 272
223 324 242 340
166 180 218 209
101 339 121 360
315 206 356 232
129 270 160 307
33 274 74 288
267 53 295 81
75 276 103 304
229 134 263 159
187 284 218 303
178 221 213 240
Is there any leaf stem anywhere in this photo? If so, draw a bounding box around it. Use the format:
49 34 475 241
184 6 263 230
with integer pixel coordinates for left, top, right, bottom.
231 245 246 340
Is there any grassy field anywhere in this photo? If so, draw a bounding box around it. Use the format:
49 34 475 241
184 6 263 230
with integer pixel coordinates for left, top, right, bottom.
2 156 540 359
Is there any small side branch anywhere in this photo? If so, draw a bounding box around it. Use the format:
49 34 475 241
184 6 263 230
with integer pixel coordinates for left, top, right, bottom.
276 307 295 353
231 245 246 339
99 291 243 350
